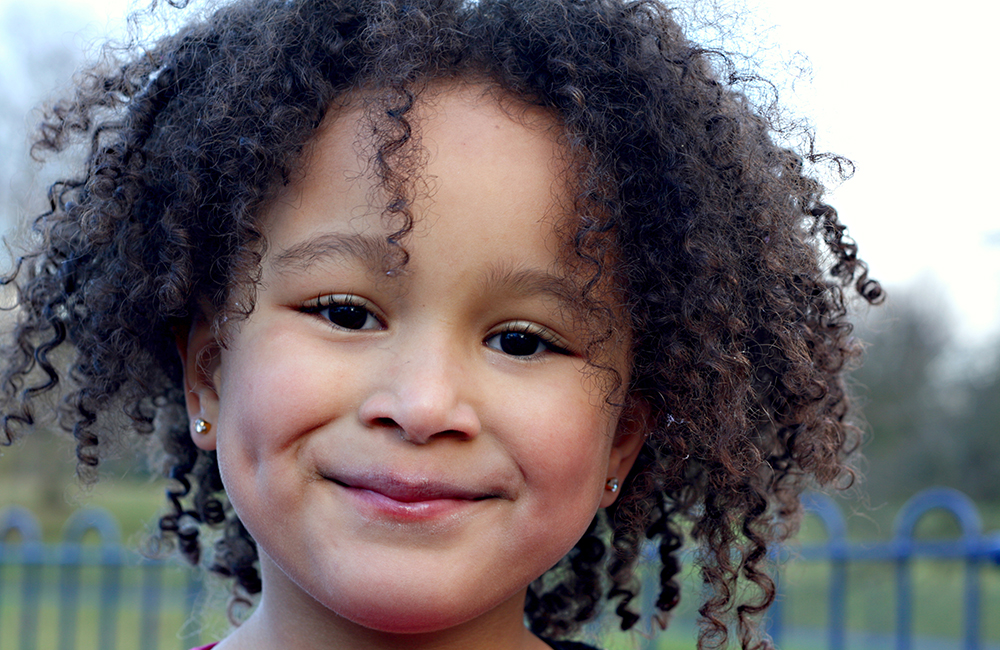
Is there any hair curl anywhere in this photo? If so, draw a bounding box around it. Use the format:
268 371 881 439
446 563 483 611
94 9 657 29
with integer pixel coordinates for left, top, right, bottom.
0 0 881 647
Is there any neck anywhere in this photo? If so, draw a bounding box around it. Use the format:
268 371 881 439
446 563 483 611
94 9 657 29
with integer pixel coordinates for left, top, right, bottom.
214 554 551 650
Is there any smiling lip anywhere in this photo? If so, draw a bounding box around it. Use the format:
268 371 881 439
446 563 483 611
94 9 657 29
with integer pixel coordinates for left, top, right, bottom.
328 472 499 521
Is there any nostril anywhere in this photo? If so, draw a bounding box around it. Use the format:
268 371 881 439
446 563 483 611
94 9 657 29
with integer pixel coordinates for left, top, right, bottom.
373 417 397 428
434 429 472 441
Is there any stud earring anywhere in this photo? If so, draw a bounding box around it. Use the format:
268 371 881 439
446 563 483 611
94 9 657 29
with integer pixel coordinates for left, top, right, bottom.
193 418 212 435
605 477 619 493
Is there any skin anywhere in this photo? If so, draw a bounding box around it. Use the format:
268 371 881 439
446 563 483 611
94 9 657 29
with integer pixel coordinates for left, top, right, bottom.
179 84 646 650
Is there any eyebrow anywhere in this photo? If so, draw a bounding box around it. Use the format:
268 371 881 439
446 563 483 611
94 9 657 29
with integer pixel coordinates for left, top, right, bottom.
271 232 400 275
478 260 579 308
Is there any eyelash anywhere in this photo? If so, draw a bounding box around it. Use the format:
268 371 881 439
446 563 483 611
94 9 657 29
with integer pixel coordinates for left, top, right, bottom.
301 294 385 331
300 296 571 358
484 322 572 358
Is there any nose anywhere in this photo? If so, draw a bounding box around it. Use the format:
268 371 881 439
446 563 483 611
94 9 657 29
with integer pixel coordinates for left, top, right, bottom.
357 336 481 444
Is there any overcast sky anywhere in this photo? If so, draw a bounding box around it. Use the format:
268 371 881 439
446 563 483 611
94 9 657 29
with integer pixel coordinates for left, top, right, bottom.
751 0 1000 346
3 0 998 348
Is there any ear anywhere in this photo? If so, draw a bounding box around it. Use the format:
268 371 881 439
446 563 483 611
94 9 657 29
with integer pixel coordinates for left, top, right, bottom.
176 316 222 451
600 398 650 508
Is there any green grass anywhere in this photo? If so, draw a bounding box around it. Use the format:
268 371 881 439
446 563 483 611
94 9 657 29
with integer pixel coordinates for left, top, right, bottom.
0 434 166 544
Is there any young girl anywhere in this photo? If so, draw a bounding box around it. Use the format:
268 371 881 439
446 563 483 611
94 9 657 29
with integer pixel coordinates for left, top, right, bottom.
0 0 882 649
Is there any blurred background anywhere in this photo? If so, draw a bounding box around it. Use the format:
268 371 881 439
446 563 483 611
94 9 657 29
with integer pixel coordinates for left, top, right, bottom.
0 0 997 648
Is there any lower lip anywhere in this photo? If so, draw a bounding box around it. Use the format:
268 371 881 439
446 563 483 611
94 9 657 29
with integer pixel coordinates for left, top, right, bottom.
340 486 485 523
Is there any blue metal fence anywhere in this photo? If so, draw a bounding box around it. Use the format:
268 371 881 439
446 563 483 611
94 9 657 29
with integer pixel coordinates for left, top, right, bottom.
3 488 1000 650
0 505 203 650
768 488 1000 650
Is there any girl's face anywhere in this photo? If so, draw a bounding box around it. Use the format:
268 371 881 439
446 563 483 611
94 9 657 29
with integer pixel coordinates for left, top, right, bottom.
183 85 644 643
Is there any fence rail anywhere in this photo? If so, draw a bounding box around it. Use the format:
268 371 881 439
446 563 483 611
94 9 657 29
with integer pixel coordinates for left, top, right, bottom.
3 488 1000 650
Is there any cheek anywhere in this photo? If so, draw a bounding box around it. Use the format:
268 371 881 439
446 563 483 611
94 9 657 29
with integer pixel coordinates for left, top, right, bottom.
218 331 345 449
212 332 354 503
507 375 618 509
503 395 615 576
218 362 297 461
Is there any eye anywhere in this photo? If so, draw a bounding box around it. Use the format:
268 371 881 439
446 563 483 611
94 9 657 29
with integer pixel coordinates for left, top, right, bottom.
303 295 384 331
484 323 570 358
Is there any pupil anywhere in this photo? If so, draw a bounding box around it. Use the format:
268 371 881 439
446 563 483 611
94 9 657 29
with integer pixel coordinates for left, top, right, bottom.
501 331 540 356
330 305 368 330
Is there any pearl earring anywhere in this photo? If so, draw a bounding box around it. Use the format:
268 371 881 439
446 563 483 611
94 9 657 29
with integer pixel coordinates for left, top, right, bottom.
193 418 212 435
605 477 619 493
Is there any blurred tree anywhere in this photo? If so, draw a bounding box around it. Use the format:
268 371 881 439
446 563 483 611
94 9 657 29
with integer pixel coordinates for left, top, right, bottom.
950 346 1000 500
852 286 1000 502
853 291 950 451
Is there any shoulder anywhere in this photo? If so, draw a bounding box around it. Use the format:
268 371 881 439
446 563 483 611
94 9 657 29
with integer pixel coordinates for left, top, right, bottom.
545 640 605 650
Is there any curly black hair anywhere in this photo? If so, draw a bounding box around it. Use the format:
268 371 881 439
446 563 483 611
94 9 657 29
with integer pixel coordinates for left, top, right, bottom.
0 0 881 647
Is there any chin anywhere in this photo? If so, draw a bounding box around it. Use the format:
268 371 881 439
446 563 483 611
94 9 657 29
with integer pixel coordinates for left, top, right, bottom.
326 583 511 635
339 599 481 634
352 609 464 634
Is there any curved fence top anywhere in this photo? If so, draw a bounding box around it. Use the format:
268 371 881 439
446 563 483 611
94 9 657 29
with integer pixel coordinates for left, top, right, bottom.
893 486 983 541
0 506 42 544
0 504 43 543
61 507 122 546
801 492 848 541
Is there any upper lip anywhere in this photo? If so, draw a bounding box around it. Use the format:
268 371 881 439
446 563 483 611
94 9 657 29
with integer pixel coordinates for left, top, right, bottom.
328 472 499 503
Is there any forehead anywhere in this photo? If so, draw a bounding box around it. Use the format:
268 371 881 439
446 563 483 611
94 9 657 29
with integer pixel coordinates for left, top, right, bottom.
265 83 573 256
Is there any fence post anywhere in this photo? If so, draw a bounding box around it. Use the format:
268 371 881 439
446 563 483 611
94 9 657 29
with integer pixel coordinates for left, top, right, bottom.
141 559 164 649
766 566 783 647
894 542 912 650
801 493 849 650
179 570 205 650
